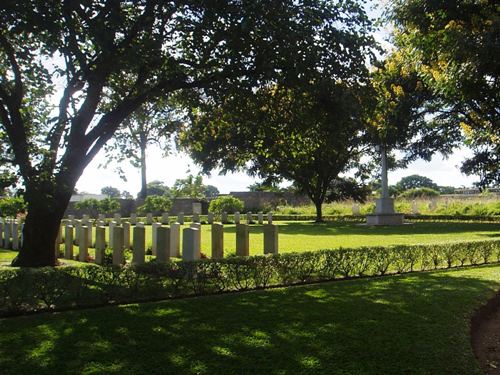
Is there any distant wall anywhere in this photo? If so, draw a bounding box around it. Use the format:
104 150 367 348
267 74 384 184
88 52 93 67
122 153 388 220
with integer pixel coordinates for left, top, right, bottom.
64 198 208 218
228 191 310 211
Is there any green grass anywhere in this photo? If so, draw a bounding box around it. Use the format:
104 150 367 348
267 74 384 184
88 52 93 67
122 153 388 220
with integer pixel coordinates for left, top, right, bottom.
0 264 498 374
1 221 499 264
275 196 500 216
88 221 500 256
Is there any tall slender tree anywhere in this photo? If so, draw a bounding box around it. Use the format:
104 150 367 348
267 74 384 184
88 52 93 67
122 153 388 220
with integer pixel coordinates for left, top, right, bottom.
103 101 177 199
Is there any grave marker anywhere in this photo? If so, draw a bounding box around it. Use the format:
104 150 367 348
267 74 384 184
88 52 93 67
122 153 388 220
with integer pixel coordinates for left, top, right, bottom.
94 226 106 265
132 225 145 265
211 223 224 259
64 225 74 259
79 226 89 262
182 228 200 261
170 222 181 257
112 226 124 265
264 224 279 254
236 224 249 256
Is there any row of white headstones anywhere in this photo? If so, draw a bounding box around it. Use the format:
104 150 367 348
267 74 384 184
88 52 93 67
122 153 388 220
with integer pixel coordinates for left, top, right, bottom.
61 214 279 266
0 213 278 265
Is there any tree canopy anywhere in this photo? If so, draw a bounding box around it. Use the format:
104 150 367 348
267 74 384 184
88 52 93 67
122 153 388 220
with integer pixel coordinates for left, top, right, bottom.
182 81 374 221
386 0 499 186
103 100 178 199
1 0 369 266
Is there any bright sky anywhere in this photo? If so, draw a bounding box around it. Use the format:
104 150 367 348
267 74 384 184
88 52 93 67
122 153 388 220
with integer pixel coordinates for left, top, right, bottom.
75 1 480 196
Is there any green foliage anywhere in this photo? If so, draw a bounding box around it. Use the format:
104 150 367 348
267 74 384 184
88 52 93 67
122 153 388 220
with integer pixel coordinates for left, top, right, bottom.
146 181 172 197
2 0 377 265
204 185 220 199
0 196 26 217
0 170 17 193
0 240 498 316
138 195 172 214
98 198 120 214
388 0 499 186
74 198 100 211
103 101 178 198
183 83 375 221
209 196 244 214
396 175 438 191
100 186 121 198
399 187 440 198
173 174 207 199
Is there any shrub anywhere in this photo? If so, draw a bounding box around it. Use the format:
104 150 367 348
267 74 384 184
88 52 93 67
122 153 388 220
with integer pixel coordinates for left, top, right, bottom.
98 197 121 214
0 196 26 217
0 239 499 317
138 195 172 214
209 195 244 214
399 188 440 198
74 198 100 217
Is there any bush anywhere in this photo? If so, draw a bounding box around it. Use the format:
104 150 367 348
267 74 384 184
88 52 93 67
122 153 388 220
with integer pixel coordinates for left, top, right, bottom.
74 198 100 217
138 195 172 214
0 239 498 316
0 196 26 217
209 195 244 214
98 197 121 214
399 188 440 198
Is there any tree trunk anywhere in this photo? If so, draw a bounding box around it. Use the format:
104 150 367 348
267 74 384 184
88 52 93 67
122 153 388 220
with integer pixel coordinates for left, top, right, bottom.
139 144 147 199
11 185 71 267
314 199 323 223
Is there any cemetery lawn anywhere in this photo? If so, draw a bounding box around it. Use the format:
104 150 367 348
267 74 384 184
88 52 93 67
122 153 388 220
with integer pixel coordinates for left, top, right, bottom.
1 221 499 264
73 221 500 257
0 264 499 374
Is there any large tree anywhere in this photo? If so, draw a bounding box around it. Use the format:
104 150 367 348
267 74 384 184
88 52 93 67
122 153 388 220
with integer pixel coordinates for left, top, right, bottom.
103 100 177 199
387 0 499 186
0 0 361 266
182 81 374 222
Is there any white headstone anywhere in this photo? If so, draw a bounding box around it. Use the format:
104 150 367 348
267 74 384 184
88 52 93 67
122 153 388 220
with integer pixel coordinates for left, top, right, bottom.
151 222 161 255
182 228 200 261
267 212 273 224
79 226 89 262
123 222 131 249
211 223 224 259
132 226 145 265
236 224 249 256
161 212 169 224
155 226 170 263
130 213 137 225
94 226 106 265
170 222 181 257
177 212 184 225
258 212 264 225
264 224 279 254
112 226 124 265
207 212 214 224
234 212 240 224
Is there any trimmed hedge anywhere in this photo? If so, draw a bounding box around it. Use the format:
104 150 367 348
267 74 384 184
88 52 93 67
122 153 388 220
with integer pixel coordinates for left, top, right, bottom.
1 240 499 317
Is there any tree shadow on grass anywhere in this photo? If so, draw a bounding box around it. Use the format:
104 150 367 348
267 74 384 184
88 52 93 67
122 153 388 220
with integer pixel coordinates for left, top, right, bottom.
0 265 499 375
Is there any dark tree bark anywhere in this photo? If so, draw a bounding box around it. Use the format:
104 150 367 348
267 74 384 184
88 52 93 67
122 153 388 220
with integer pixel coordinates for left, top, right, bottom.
313 198 324 223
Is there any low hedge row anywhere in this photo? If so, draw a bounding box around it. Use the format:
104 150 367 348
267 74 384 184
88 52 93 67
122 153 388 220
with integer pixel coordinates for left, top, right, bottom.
1 240 499 316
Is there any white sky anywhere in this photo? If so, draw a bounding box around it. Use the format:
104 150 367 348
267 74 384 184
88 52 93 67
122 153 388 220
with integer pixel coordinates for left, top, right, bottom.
76 144 479 195
75 1 480 196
